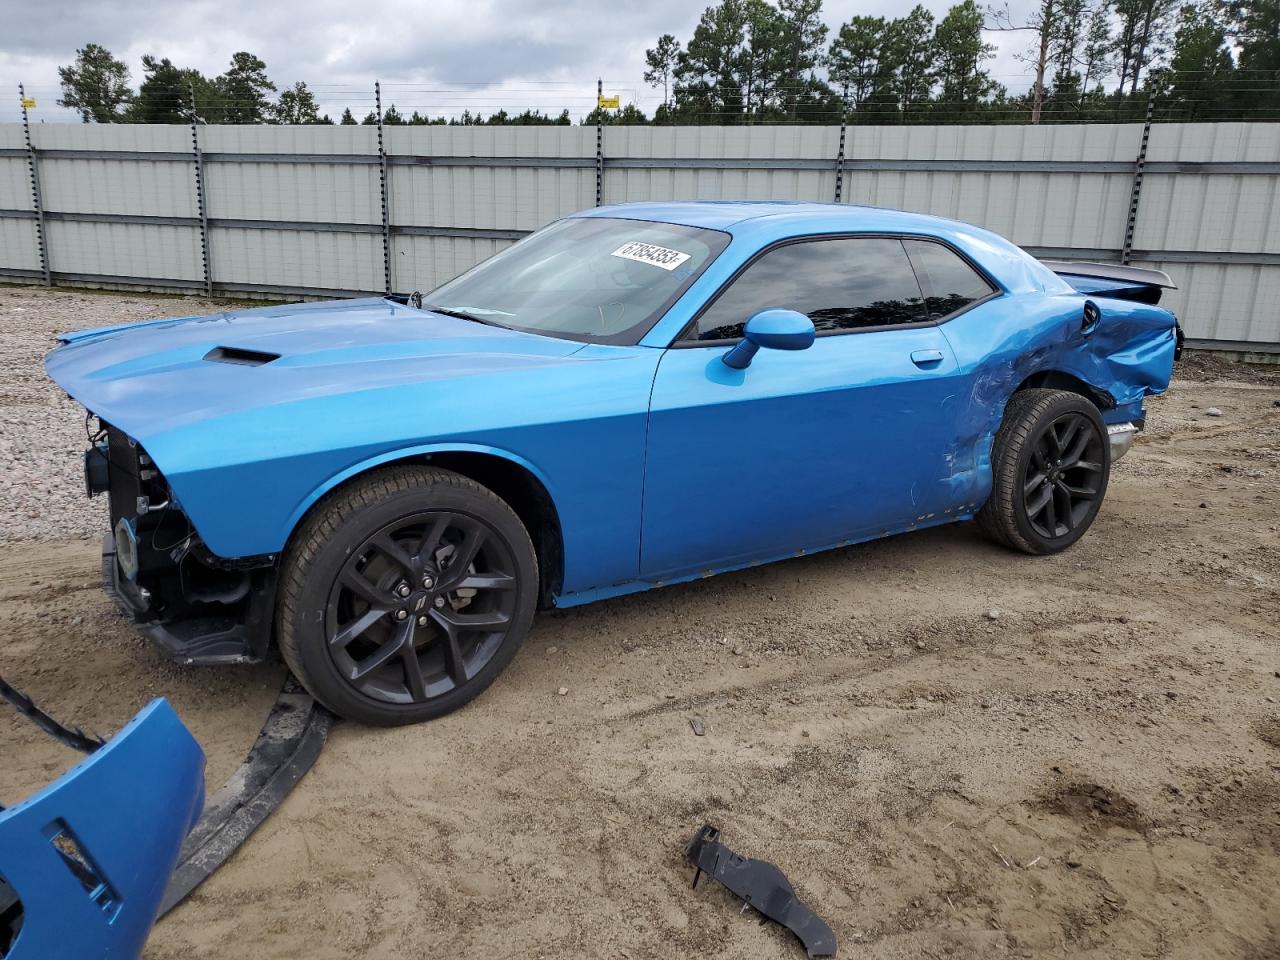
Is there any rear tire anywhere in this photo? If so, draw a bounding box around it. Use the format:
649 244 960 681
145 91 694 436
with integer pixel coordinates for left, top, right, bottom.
978 389 1111 555
277 466 538 726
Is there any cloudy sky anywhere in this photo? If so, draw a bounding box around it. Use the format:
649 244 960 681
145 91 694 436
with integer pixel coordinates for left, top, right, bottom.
1 0 1042 123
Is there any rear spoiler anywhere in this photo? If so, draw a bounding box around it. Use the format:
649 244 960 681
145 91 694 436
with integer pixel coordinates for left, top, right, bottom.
1041 260 1177 305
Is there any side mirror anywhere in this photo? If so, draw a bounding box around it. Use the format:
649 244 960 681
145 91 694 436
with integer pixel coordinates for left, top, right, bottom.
721 309 816 369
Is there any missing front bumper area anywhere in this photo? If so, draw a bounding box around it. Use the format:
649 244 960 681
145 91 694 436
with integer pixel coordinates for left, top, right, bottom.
102 532 275 666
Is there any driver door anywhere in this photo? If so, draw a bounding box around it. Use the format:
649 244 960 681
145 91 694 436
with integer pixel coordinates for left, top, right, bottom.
639 235 987 579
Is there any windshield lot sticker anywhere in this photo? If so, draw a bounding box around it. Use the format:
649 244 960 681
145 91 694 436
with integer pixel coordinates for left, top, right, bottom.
611 242 691 271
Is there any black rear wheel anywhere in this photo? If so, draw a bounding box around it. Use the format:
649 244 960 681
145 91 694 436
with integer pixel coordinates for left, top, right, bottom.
278 466 537 725
978 389 1111 555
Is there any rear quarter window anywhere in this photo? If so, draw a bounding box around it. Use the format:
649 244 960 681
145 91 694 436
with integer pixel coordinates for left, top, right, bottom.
903 239 996 320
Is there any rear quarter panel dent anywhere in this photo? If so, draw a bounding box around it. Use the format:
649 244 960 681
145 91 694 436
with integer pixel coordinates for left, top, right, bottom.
939 293 1177 507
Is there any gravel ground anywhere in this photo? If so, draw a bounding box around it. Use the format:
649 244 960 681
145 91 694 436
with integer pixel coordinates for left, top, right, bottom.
1 284 1278 960
0 285 252 543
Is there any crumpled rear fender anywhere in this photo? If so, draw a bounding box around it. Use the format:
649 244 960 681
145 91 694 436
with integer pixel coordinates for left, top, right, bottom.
938 292 1178 508
0 699 204 960
1067 294 1179 410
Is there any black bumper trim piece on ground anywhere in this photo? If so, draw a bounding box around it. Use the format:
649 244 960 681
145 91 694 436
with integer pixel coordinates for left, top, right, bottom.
157 676 334 917
686 824 837 958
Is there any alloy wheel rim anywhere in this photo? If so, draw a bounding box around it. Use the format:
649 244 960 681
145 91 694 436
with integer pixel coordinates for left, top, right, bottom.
1022 412 1104 540
323 510 518 705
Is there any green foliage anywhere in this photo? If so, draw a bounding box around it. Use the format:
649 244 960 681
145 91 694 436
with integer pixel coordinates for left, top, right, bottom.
510 108 574 125
46 0 1277 129
57 43 133 122
669 0 834 121
217 51 276 122
1114 0 1181 93
882 6 937 117
274 81 324 124
1224 0 1280 116
644 34 683 107
125 50 281 124
127 55 210 123
933 2 997 114
828 16 890 106
1157 3 1235 118
1227 0 1279 73
582 104 651 124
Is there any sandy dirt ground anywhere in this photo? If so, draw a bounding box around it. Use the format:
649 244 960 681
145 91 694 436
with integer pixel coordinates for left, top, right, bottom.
1 286 1278 959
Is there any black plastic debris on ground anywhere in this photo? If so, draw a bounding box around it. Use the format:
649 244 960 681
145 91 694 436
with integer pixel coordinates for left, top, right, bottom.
157 675 333 917
0 675 104 756
686 824 837 958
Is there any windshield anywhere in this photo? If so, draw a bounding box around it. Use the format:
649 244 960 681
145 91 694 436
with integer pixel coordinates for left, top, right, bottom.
423 217 730 344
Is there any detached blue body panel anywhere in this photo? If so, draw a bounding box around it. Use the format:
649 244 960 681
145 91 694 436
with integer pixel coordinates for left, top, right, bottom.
44 201 1178 606
0 699 204 960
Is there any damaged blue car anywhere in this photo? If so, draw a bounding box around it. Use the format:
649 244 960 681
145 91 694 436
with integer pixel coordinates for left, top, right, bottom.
45 201 1181 725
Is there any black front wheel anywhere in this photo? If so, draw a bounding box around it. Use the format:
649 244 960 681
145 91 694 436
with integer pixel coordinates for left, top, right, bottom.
278 466 538 726
978 388 1111 555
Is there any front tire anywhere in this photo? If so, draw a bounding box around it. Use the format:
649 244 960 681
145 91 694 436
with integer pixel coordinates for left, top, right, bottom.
277 466 538 726
978 389 1111 555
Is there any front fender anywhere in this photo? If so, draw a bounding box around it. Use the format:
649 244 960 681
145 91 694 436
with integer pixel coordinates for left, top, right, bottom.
279 441 561 546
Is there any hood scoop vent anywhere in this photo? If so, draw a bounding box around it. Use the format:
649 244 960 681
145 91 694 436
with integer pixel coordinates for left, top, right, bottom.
203 346 281 367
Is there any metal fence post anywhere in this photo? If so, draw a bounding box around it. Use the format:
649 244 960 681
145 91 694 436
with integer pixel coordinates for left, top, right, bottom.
189 84 213 297
595 78 604 207
19 84 51 285
375 81 393 295
1121 90 1156 266
834 85 849 204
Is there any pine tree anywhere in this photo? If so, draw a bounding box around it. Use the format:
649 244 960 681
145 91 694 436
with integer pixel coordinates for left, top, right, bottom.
882 6 936 118
933 1 997 114
128 56 215 123
1225 0 1280 115
1078 3 1116 107
644 34 683 109
57 43 133 122
583 103 650 124
1114 0 1180 94
1161 2 1234 117
776 0 829 116
274 81 323 123
216 52 276 122
828 16 891 109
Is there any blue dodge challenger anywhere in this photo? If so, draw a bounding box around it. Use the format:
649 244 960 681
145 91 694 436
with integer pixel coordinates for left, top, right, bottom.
46 201 1180 725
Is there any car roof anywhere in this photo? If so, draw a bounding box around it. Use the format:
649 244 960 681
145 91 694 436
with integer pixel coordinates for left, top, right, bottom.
575 200 1067 306
574 200 970 236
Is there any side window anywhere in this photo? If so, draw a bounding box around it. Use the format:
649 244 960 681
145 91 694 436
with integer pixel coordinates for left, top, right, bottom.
903 239 995 320
690 237 926 341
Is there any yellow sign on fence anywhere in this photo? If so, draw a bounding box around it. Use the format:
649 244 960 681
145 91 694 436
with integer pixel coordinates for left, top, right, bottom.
20 98 36 109
597 95 620 110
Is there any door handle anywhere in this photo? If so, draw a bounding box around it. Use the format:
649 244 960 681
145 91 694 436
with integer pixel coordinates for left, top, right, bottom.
910 349 945 368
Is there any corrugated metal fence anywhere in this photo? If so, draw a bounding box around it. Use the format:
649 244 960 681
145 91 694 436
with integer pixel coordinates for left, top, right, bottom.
1 120 1277 349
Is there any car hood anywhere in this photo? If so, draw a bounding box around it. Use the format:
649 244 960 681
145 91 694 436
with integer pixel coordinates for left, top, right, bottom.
45 297 587 437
